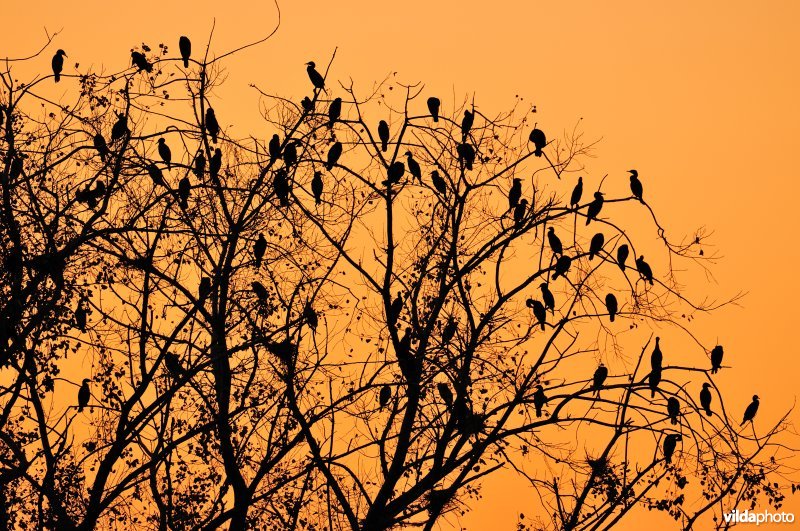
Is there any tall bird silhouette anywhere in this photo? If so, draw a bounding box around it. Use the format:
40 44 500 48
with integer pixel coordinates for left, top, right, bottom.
253 234 267 267
437 382 454 408
199 277 211 300
508 178 522 209
431 170 447 195
533 385 547 418
379 385 392 408
700 383 713 416
306 61 325 91
529 128 546 157
311 171 323 205
178 176 190 209
547 227 563 256
111 113 129 142
649 366 662 398
326 142 342 170
427 97 440 122
157 138 172 169
131 51 153 73
605 293 618 322
388 292 403 326
274 168 290 207
328 97 342 129
552 255 572 280
616 244 629 272
585 192 604 225
457 142 475 170
378 120 390 152
205 108 219 143
636 255 654 285
179 36 191 67
77 378 91 412
442 317 457 344
741 395 759 425
710 345 724 374
75 304 87 332
570 176 583 210
592 364 608 396
396 327 417 382
209 148 222 183
588 233 605 260
629 169 643 202
461 110 474 138
52 49 66 82
667 397 680 425
93 134 109 161
405 152 422 182
513 199 527 229
663 434 681 464
283 141 298 168
269 134 281 161
526 298 546 331
147 163 165 188
193 151 205 178
384 161 405 186
540 283 555 313
303 303 319 331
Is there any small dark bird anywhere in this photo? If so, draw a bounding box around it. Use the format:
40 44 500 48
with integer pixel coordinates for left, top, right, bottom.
667 397 680 425
552 255 572 280
442 317 457 343
592 364 608 396
131 51 153 73
629 169 643 202
157 138 172 169
265 338 296 365
588 233 605 260
205 108 219 144
164 352 183 377
306 61 325 91
396 327 416 382
93 133 110 161
405 152 422 182
328 97 342 129
570 176 583 210
649 366 662 398
111 113 129 142
651 337 663 371
585 192 604 225
253 234 267 267
741 395 759 425
301 96 314 113
147 163 165 188
427 97 440 122
617 244 629 272
700 383 713 416
526 298 547 330
75 305 87 332
533 385 547 418
529 128 546 157
605 293 618 322
311 171 323 205
437 382 454 408
513 199 528 229
179 36 191 67
77 378 91 412
710 345 724 374
540 283 555 313
461 110 474 138
636 255 654 285
431 170 447 195
178 176 190 209
274 168 290 207
326 142 343 171
379 385 392 408
303 303 319 331
269 134 281 161
663 433 681 464
252 281 270 304
457 142 475 171
209 148 222 183
52 49 67 82
283 141 298 168
547 227 563 256
508 178 522 209
384 161 405 186
378 120 390 152
389 293 403 326
199 277 212 300
194 151 206 178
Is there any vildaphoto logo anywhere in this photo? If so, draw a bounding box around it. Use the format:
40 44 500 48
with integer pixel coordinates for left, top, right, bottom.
723 509 795 525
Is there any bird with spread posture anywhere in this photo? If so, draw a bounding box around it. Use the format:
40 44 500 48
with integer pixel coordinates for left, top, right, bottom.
405 152 421 182
570 176 583 210
52 49 67 82
379 385 391 408
629 169 643 202
741 395 760 425
131 51 153 73
306 61 325 91
617 244 629 272
588 233 605 260
547 227 563 256
605 293 618 322
179 36 191 67
437 382 454 408
636 255 654 285
700 383 713 416
508 178 522 210
552 255 572 280
513 199 528 229
651 337 663 371
667 397 680 425
378 120 390 152
253 234 267 267
205 108 219 144
427 97 440 122
311 171 323 205
326 142 342 171
269 134 281 161
585 192 604 225
461 110 474 138
178 176 191 209
540 283 555 313
526 298 547 330
663 433 682 464
592 364 608 396
431 170 447 195
529 128 546 157
157 138 172 169
710 345 724 374
77 378 91 412
328 98 342 129
533 385 547 418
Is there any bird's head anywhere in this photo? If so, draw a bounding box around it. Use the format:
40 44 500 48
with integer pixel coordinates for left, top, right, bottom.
513 178 521 183
82 378 91 384
703 382 711 388
158 138 165 144
519 199 528 205
306 61 316 67
547 227 554 233
655 336 660 343
540 282 548 289
753 395 760 401
56 49 67 57
431 170 439 177
628 169 638 177
405 150 412 156
525 298 534 308
595 191 605 198
536 384 543 391
577 176 582 182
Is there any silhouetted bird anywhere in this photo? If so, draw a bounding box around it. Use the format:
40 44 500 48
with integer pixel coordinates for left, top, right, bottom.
205 108 219 143
592 364 608 396
513 199 528 230
269 134 281 162
8 154 24 181
199 277 211 300
405 152 422 182
526 298 546 331
508 178 522 209
427 97 440 122
741 395 759 425
147 163 165 188
157 138 172 169
194 151 205 178
710 345 723 374
461 110 474 138
700 383 713 416
209 148 222 183
303 303 319 331
75 304 87 332
252 281 270 304
457 143 475 171
663 433 681 464
52 49 66 82
326 142 342 171
311 171 323 205
588 233 605 260
635 255 654 285
379 385 391 408
306 61 325 91
617 244 629 272
585 192 604 225
301 96 314 113
328 97 342 129
605 293 618 322
178 176 190 209
93 133 110 161
265 338 296 366
437 382 453 408
651 337 663 370
179 36 191 67
274 168 290 207
547 227 563 256
570 176 583 210
529 128 546 157
431 170 447 195
164 352 183 377
111 113 129 142
378 120 390 152
552 255 572 280
77 378 91 412
629 169 643 202
540 283 555 313
533 385 547 418
649 366 662 398
131 51 153 73
442 317 457 344
667 397 680 425
254 234 267 268
283 141 298 168
396 327 416 382
384 161 405 186
389 293 403 326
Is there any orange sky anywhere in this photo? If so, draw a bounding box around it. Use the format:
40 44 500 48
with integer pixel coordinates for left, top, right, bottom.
3 1 799 528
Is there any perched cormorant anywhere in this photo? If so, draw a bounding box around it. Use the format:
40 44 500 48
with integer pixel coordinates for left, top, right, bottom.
710 345 723 374
592 364 608 396
378 120 390 152
588 233 605 260
384 161 405 186
552 255 572 280
663 433 681 464
199 277 211 300
77 378 91 412
209 148 222 183
457 142 475 170
667 397 680 424
617 244 629 272
570 176 583 210
540 283 555 313
529 128 546 157
437 382 453 408
311 171 323 205
193 151 205 178
585 192 604 225
303 303 318 331
442 317 457 343
274 168 290 207
533 385 547 418
269 134 281 161
253 234 267 268
461 110 474 138
131 51 153 73
306 61 325 91
157 138 172 169
405 151 421 182
741 395 759 425
547 227 563 256
328 97 342 129
301 96 314 113
508 178 522 209
93 133 109 161
111 113 129 142
252 281 270 304
281 141 298 168
164 352 183 377
629 169 643 202
431 170 447 195
147 163 165 187
513 199 528 229
326 142 343 170
605 293 618 322
178 176 190 209
700 383 713 416
396 327 416 381
526 298 546 330
205 108 219 144
636 255 654 285
179 36 191 68
379 385 391 408
427 97 440 122
389 293 403 326
75 304 87 332
52 49 66 82
651 337 663 370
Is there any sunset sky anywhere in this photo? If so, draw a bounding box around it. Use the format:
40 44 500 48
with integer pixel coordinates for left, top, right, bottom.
3 1 798 528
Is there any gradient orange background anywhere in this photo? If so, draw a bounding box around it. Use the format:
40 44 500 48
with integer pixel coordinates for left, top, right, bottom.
3 1 798 528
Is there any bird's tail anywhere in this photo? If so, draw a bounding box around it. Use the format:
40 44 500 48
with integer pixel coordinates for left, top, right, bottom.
671 418 677 425
183 59 189 68
706 408 713 417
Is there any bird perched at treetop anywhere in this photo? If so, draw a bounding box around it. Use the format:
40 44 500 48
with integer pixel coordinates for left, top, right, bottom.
179 36 191 67
427 97 440 122
52 49 67 82
585 192 604 225
378 120 390 152
157 138 172 169
529 128 546 157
